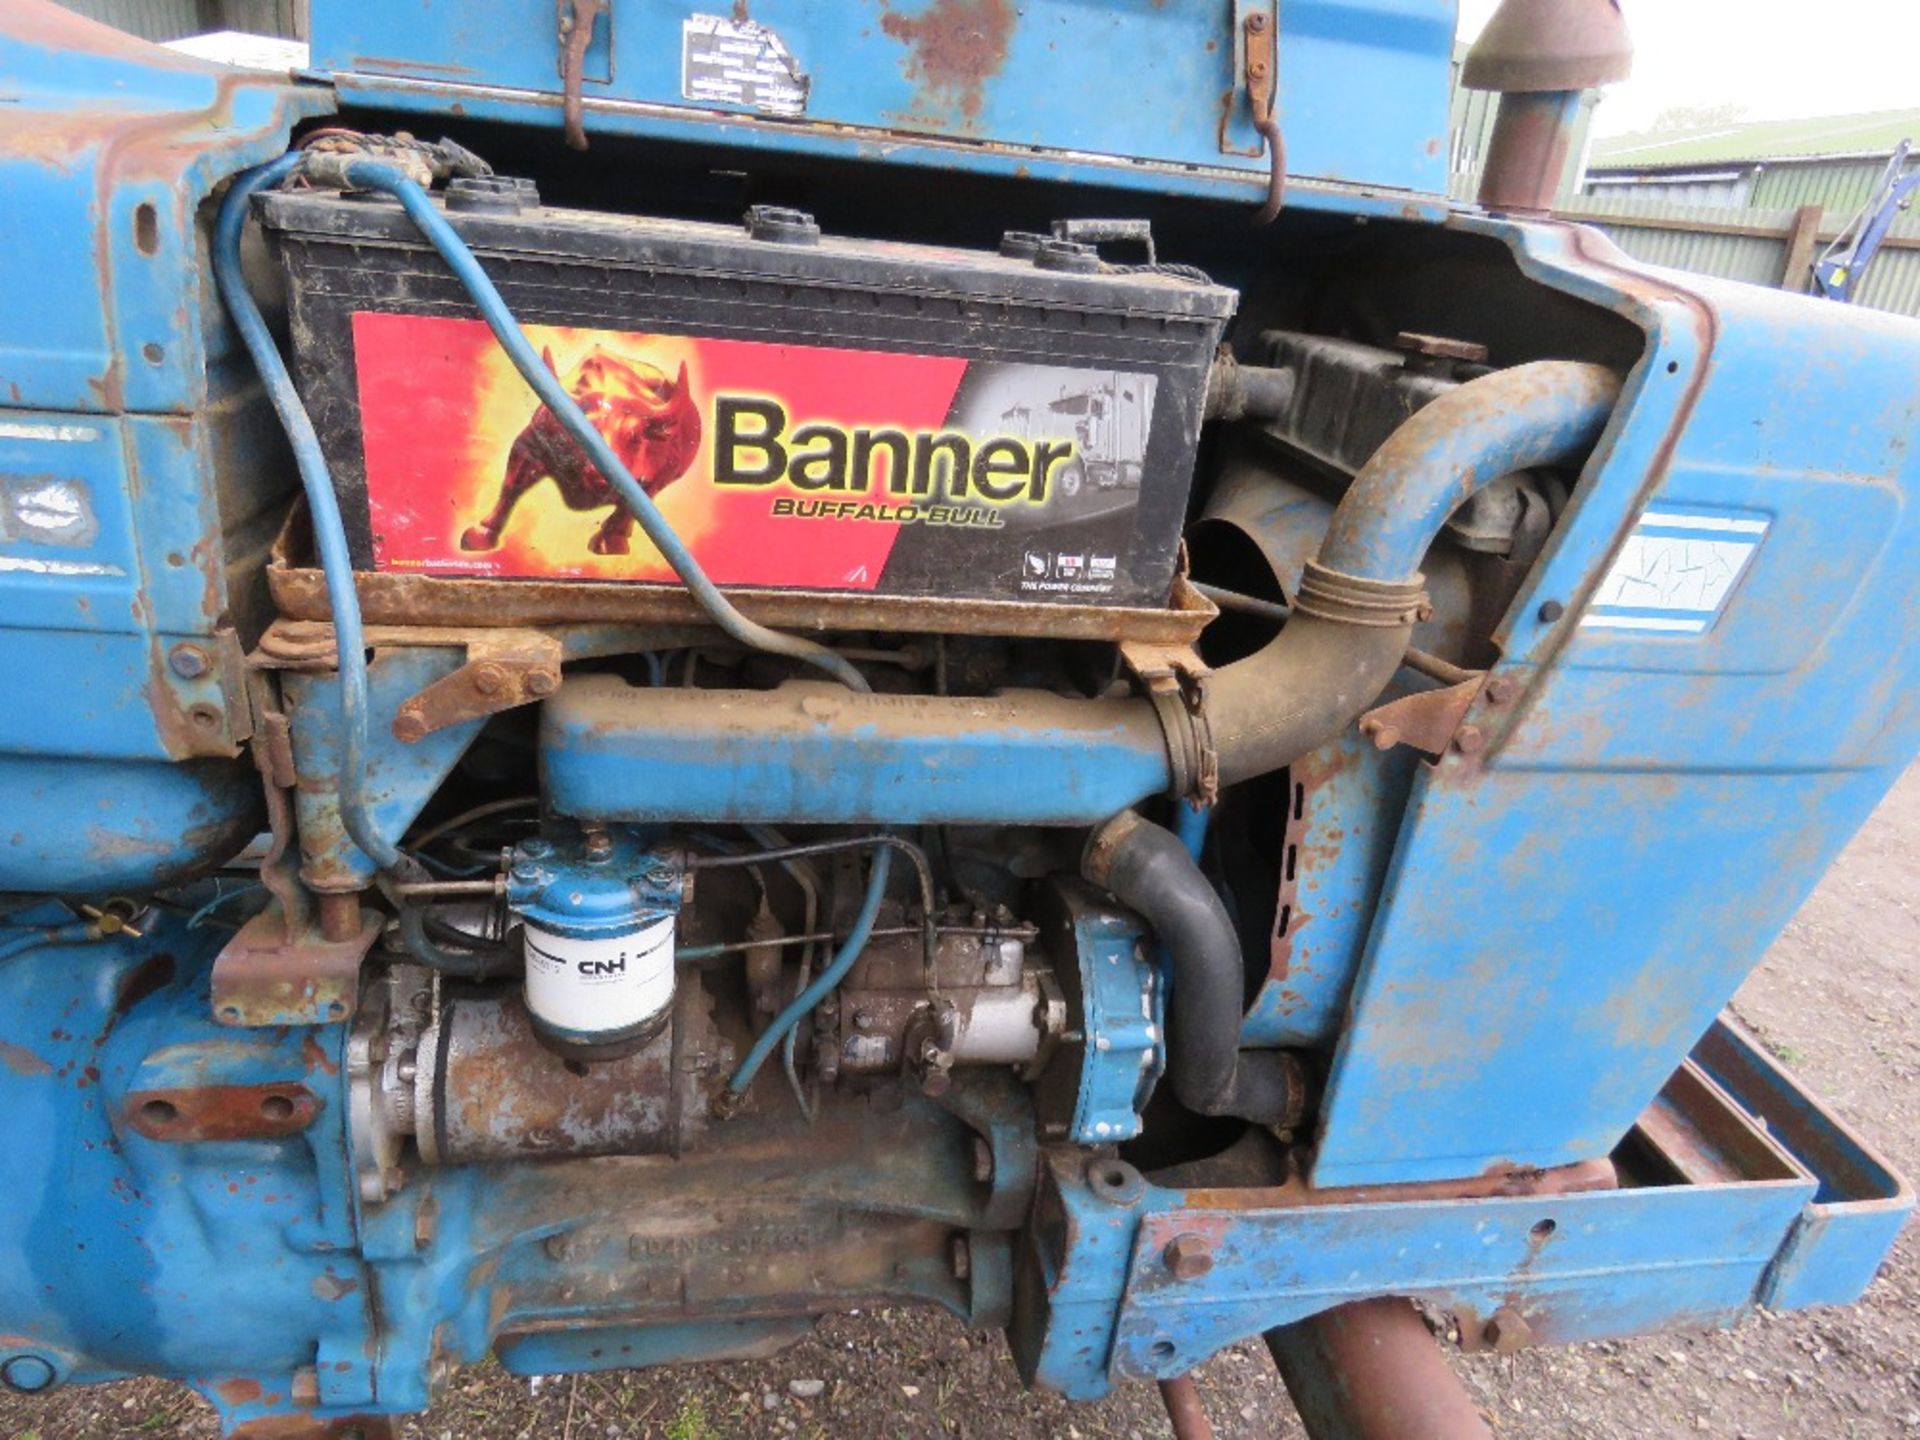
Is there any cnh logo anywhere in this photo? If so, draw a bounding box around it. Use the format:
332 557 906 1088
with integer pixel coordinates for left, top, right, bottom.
579 953 628 977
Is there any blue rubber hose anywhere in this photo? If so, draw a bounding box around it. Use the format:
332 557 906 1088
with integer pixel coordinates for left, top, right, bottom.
337 159 871 695
213 152 401 872
726 846 891 1099
0 922 100 963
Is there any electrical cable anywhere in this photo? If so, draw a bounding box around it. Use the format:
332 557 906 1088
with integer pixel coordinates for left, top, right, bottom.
213 152 400 871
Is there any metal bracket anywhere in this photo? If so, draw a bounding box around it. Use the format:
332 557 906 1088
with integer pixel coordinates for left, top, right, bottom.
1120 639 1218 805
557 0 611 150
124 1082 321 1143
1357 676 1486 758
392 629 563 742
252 621 565 743
212 904 383 1028
1218 1 1279 157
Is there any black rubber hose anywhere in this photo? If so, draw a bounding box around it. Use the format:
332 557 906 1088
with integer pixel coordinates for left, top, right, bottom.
1084 811 1306 1126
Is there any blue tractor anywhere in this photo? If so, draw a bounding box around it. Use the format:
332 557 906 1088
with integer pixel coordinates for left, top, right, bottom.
0 0 1913 1434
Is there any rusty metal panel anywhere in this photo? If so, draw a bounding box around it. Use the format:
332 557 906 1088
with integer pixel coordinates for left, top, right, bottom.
307 0 1458 215
1308 216 1920 1187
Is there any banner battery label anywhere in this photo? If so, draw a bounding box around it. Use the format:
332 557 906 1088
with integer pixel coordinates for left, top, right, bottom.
350 313 1160 602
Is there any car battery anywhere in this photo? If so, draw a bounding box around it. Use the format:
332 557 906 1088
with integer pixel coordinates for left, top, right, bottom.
256 180 1236 635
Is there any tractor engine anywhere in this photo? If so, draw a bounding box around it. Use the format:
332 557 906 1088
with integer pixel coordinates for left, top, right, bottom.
0 2 1915 1437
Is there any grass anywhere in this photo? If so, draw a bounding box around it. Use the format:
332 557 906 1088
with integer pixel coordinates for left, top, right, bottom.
664 1395 718 1440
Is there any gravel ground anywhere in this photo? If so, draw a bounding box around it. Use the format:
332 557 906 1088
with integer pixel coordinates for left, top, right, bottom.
3 766 1914 1440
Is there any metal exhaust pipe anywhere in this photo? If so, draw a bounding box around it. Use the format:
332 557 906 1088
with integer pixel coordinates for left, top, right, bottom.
1265 1298 1494 1440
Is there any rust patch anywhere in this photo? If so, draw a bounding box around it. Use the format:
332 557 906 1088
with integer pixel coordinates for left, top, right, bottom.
214 1378 263 1405
125 1083 321 1143
301 1031 340 1077
878 0 1014 126
0 1041 52 1077
311 1272 360 1301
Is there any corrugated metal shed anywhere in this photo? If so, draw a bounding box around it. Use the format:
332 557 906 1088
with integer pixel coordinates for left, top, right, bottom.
1559 196 1920 322
1570 197 1800 288
1751 159 1908 218
1591 109 1920 169
1584 170 1756 208
49 0 300 41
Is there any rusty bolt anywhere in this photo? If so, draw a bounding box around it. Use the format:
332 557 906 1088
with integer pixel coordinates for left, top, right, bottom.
971 1136 995 1185
1247 11 1269 30
413 1195 437 1251
290 1366 320 1407
853 1010 875 1031
1484 676 1518 706
168 643 212 679
1249 59 1270 78
470 661 508 696
1396 331 1491 366
393 711 428 743
950 1234 972 1281
1483 1308 1533 1354
1163 1233 1215 1281
582 829 613 862
525 667 559 697
1453 725 1487 755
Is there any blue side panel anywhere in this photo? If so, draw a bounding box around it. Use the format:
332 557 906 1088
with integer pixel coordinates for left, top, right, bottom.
1310 220 1920 1186
0 4 331 772
311 0 1454 212
0 754 262 892
1240 728 1419 1048
0 925 367 1394
0 8 327 417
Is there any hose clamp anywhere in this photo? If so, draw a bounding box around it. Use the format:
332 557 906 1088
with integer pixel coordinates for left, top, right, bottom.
1292 560 1430 628
1119 640 1218 808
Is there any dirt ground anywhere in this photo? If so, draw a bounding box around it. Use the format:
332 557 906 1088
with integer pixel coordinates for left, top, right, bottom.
3 767 1915 1440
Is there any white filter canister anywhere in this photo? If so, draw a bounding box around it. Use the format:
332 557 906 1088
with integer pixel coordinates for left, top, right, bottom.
523 912 676 1042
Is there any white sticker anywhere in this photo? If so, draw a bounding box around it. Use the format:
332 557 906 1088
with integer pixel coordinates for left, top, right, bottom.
681 14 809 116
523 915 676 1037
1580 509 1768 636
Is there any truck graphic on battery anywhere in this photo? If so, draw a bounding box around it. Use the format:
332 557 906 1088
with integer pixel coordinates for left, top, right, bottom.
1001 371 1155 497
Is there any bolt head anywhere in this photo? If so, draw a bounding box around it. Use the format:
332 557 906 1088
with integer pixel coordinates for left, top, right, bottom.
1485 676 1518 706
470 661 508 696
393 711 428 743
526 667 559 697
168 643 212 679
1453 724 1487 755
1247 11 1269 29
1538 599 1566 624
1164 1233 1215 1281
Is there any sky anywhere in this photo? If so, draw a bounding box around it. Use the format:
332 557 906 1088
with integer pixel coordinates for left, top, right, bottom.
1456 0 1920 137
